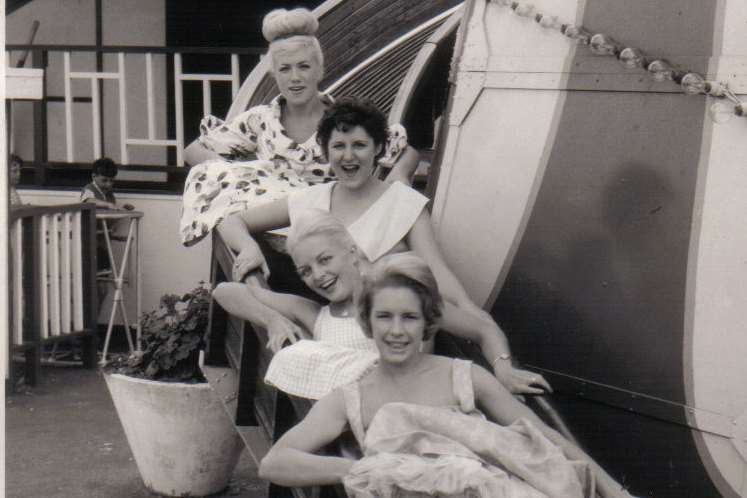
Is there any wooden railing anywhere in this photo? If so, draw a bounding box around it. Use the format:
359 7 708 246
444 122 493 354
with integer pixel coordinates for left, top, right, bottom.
7 203 98 386
5 44 262 179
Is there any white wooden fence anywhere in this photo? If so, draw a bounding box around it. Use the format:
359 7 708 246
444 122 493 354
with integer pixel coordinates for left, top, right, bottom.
7 203 98 384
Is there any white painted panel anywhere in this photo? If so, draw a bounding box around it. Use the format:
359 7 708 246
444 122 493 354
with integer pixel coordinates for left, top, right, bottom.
5 68 44 99
72 212 84 331
433 88 563 304
20 191 211 325
39 215 49 339
60 213 72 333
689 95 747 494
12 220 24 346
49 214 61 337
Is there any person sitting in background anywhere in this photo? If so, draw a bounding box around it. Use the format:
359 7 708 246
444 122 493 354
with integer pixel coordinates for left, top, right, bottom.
258 252 635 498
9 154 23 206
81 157 134 302
80 157 134 211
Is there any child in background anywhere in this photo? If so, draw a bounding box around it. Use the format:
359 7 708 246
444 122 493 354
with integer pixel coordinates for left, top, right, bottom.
9 154 23 206
81 157 134 303
80 157 134 210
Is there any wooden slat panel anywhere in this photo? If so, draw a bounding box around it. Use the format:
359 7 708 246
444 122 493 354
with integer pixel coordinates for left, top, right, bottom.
390 8 462 124
48 214 61 337
225 318 242 370
39 215 49 339
60 213 72 333
118 53 130 165
72 212 84 331
12 219 24 346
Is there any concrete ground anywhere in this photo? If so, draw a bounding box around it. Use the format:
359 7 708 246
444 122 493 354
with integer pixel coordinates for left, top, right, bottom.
6 364 267 498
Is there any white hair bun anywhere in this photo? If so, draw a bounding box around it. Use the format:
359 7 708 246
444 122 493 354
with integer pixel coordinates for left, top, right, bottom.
262 8 319 43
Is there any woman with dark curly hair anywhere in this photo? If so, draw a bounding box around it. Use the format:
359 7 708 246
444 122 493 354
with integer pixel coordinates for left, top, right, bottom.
214 96 551 395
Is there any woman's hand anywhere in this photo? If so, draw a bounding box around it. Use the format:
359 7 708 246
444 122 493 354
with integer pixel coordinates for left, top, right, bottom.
266 314 307 353
492 360 552 395
232 245 269 282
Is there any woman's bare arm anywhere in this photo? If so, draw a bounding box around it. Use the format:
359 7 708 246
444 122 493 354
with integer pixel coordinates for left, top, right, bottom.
216 196 290 254
385 145 420 185
407 212 550 393
441 302 551 394
183 140 222 166
406 211 476 308
472 365 632 498
212 281 319 352
249 284 320 333
259 390 354 486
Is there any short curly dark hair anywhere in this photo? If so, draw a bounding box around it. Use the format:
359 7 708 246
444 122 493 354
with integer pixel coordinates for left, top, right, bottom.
92 157 118 178
357 252 443 341
316 96 388 161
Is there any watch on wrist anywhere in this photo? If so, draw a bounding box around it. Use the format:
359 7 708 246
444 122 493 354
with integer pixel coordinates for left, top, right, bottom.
491 353 512 368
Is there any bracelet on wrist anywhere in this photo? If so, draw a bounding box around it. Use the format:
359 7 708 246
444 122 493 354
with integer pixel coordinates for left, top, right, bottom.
491 353 512 369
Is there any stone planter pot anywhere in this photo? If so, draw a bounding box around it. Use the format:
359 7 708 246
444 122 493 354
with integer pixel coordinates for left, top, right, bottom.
104 373 242 497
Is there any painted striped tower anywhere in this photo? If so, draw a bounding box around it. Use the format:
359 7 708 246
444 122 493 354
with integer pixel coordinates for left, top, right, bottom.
431 1 747 496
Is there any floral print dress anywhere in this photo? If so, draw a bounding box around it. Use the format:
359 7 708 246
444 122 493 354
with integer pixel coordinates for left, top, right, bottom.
180 94 408 246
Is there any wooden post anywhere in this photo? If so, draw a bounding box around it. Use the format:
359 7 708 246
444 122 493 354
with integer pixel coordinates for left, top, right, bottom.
32 49 48 186
80 205 98 368
24 216 43 386
204 234 229 366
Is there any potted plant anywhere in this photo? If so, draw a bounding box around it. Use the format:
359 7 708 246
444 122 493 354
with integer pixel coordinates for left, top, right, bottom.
104 283 242 497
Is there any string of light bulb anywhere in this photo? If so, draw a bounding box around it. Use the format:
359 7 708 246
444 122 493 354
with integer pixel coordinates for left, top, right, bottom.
491 0 746 123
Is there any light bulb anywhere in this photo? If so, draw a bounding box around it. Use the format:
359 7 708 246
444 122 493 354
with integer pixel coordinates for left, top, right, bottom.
736 102 747 117
709 102 734 124
561 25 592 45
618 47 645 69
704 81 727 97
680 73 706 95
589 34 619 56
512 2 536 18
647 60 674 82
537 14 561 30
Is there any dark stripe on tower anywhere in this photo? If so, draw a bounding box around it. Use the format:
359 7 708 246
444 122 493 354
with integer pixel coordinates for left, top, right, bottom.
488 1 722 496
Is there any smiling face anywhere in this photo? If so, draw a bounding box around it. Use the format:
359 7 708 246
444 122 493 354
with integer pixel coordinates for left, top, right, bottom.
327 125 382 190
292 233 359 304
272 42 323 106
369 286 426 365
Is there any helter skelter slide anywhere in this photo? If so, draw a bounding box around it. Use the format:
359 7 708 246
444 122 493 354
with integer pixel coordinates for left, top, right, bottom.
203 1 747 497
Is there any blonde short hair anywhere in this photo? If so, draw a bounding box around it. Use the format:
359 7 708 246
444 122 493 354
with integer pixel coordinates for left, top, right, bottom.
286 209 355 260
262 8 324 71
357 252 443 341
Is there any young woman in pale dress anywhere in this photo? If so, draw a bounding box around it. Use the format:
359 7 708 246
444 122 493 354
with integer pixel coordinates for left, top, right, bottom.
258 252 636 498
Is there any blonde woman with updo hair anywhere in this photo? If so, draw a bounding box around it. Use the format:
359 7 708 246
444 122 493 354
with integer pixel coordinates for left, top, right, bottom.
180 7 419 248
